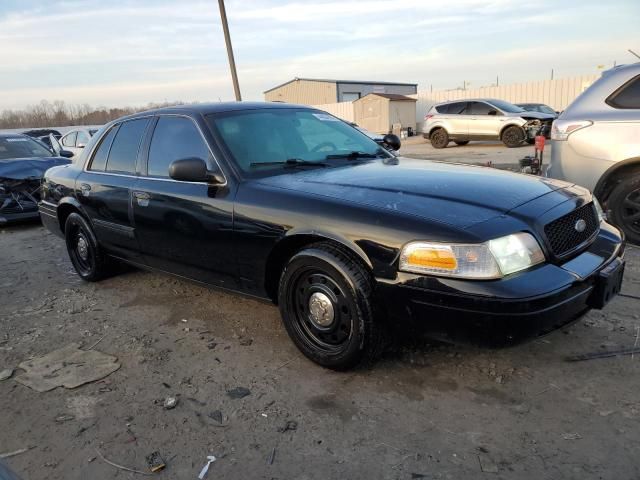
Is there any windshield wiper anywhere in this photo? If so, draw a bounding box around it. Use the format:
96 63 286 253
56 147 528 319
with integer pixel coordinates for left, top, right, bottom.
325 151 383 160
249 158 329 168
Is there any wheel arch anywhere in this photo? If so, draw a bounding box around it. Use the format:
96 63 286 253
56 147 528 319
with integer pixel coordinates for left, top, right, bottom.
56 197 89 233
499 123 525 140
593 157 640 205
264 230 373 303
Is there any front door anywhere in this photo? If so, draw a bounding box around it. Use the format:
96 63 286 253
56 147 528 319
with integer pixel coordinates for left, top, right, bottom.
132 115 237 289
75 118 151 261
466 101 501 137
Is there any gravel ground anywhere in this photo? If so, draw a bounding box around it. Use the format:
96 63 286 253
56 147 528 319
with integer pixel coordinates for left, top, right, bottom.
1 147 640 479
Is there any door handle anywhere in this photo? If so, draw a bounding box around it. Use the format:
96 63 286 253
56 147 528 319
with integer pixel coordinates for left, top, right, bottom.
133 191 151 207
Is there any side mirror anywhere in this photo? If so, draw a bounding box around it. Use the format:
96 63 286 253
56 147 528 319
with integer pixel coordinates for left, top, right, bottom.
382 134 401 151
169 158 224 184
59 150 74 158
488 109 498 116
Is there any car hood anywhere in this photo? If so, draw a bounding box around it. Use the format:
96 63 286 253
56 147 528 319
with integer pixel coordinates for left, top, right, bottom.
255 158 573 229
0 157 71 180
516 111 556 120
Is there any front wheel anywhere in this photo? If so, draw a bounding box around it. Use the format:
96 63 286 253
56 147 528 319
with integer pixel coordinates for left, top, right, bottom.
608 174 640 244
278 243 384 370
64 212 111 281
502 126 525 148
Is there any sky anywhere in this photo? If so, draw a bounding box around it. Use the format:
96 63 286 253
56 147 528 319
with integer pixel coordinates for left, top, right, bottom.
0 0 639 110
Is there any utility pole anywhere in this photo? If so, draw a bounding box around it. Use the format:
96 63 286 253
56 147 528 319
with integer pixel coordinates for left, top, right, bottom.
551 68 554 80
218 0 241 101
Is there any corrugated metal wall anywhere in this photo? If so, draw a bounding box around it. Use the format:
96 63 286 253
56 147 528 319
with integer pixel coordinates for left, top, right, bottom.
265 79 337 104
311 101 356 122
412 74 598 131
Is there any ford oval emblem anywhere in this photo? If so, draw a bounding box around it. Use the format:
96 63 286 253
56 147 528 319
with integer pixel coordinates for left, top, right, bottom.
574 219 587 233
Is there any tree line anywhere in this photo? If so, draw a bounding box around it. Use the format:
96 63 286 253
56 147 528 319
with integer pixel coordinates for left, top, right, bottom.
0 100 186 129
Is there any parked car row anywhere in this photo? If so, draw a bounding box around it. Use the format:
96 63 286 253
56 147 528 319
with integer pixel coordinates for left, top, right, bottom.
423 98 555 148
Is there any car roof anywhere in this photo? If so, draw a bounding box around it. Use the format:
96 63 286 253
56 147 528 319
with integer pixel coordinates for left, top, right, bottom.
435 98 506 106
0 133 30 139
118 101 315 123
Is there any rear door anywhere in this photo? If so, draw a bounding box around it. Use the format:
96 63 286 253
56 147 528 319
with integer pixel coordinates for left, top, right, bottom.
132 114 237 288
75 118 151 261
445 102 469 136
466 101 501 137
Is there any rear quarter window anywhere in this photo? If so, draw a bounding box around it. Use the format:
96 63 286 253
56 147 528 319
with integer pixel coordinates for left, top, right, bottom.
88 125 118 171
606 74 640 109
435 104 450 114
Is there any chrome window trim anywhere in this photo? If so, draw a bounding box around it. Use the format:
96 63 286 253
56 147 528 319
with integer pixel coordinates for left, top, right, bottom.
83 113 228 187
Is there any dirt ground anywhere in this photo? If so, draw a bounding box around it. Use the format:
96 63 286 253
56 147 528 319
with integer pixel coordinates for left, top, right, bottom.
2 166 640 479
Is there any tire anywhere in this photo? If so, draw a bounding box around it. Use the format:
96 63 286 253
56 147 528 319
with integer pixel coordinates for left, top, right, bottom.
64 212 111 281
607 174 640 244
501 126 525 148
278 242 384 370
454 140 469 146
430 128 449 149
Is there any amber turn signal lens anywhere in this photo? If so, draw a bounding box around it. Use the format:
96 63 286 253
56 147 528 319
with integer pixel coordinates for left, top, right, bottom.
406 247 458 270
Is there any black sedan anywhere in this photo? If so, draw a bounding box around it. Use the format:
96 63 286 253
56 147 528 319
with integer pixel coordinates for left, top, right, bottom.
0 133 71 225
39 103 625 369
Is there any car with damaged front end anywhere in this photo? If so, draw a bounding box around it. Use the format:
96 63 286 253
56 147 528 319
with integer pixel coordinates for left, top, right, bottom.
39 103 625 370
0 133 72 225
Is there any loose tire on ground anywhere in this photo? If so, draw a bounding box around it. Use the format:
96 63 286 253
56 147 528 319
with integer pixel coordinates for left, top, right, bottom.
454 140 470 146
430 128 449 149
502 126 525 148
64 212 111 281
278 242 384 370
607 173 640 244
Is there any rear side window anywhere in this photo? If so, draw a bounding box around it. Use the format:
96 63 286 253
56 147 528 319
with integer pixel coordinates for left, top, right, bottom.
105 118 149 174
606 75 640 109
89 126 118 171
62 132 76 147
147 116 210 177
468 102 494 115
435 104 450 114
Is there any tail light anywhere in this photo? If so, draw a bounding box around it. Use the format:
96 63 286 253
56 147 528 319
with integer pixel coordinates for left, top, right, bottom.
424 114 434 121
550 119 593 141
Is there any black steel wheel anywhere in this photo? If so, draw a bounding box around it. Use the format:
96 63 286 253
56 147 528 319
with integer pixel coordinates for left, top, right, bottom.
430 128 449 149
278 242 384 370
64 212 110 281
608 174 640 244
501 126 525 148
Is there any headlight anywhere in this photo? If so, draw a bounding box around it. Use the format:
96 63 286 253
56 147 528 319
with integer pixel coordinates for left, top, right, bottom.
399 233 545 279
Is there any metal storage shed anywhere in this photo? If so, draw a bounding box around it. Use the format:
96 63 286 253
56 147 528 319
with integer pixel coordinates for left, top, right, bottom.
264 78 417 104
353 93 417 135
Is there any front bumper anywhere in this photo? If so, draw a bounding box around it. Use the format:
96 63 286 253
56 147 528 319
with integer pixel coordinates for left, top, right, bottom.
377 223 624 346
0 208 40 225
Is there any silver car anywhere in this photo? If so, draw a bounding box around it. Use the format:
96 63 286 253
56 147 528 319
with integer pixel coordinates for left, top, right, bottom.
547 63 640 243
59 127 99 159
423 98 555 149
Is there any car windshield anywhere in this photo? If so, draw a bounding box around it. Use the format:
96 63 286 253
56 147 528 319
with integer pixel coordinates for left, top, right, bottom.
207 108 389 175
488 99 525 113
0 135 53 160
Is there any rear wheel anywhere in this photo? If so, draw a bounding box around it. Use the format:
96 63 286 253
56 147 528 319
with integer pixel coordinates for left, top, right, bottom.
454 140 469 146
430 128 449 149
64 212 111 281
278 243 384 370
502 126 525 148
608 174 640 244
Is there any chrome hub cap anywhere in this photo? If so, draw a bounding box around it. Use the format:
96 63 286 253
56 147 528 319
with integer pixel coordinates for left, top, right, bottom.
76 236 89 261
308 292 334 328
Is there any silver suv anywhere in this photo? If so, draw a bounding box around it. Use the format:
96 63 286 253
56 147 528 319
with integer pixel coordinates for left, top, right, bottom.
423 98 555 149
547 63 640 243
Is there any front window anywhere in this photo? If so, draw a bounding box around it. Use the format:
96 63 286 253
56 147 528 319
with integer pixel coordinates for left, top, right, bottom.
0 135 53 160
206 108 389 175
487 100 525 114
